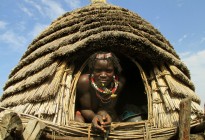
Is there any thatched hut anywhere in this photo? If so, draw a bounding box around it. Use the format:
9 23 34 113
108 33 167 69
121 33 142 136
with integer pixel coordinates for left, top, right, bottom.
0 0 204 139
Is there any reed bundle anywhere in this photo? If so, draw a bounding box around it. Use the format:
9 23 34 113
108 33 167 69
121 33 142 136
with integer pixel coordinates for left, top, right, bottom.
160 65 200 102
149 65 203 128
2 61 58 101
0 61 75 125
153 66 176 111
5 53 54 90
169 65 194 90
150 66 184 128
160 65 203 114
52 62 74 125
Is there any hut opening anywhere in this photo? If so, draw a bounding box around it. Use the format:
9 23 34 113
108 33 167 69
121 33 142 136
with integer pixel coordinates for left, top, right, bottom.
74 51 148 122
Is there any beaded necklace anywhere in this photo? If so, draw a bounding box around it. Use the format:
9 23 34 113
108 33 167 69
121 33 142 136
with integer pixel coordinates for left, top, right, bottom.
91 75 119 102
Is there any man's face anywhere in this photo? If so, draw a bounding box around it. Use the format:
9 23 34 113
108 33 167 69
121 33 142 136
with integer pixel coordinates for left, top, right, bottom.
93 59 115 87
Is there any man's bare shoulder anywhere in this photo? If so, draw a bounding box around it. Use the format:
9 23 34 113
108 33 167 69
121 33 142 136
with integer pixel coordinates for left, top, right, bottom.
77 74 90 92
78 74 90 83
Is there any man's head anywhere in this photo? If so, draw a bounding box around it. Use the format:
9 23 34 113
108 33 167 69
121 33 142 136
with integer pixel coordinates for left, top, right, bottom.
88 52 121 87
88 52 122 75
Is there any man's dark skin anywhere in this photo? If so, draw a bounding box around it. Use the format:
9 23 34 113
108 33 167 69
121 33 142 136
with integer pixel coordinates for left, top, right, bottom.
77 55 124 133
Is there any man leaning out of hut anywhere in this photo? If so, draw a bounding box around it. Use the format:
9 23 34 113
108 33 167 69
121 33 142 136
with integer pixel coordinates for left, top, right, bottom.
75 52 125 133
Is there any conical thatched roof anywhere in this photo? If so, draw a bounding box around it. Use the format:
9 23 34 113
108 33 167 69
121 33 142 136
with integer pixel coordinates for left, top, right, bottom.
0 2 202 133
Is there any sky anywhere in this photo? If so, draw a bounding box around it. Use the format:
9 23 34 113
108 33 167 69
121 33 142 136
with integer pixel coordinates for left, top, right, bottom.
0 0 205 105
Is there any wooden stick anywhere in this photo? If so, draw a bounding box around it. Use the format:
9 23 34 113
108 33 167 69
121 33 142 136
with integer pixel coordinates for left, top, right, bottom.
178 97 191 140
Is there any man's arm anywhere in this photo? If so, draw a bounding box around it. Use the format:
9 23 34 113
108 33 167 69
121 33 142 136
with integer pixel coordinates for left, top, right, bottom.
77 74 96 122
79 93 96 122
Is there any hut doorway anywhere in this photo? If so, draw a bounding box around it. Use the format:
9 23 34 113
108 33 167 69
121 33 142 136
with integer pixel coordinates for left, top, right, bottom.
74 53 148 122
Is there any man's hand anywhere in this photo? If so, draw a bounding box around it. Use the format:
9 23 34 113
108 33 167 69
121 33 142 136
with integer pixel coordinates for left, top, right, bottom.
101 114 112 126
92 114 111 133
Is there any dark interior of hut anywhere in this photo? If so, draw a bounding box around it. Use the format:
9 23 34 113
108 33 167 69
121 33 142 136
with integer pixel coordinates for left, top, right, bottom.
74 52 148 122
116 54 148 121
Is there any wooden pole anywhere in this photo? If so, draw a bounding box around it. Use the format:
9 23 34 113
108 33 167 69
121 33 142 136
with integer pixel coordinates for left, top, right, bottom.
178 97 191 140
